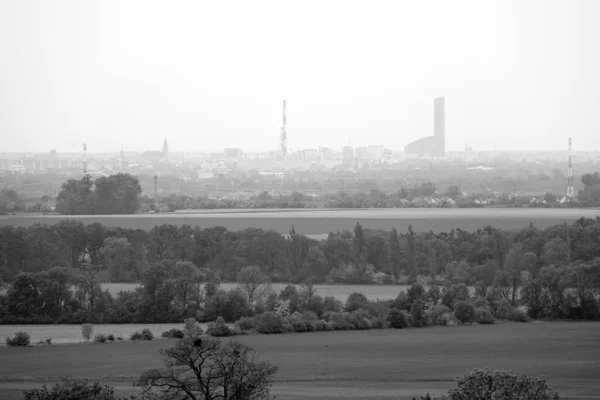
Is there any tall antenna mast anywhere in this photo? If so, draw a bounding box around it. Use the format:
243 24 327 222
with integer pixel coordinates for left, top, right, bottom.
83 143 87 176
280 100 287 157
567 137 574 197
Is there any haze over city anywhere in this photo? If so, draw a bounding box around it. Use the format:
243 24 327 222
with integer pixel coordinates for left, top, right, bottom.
1 0 599 154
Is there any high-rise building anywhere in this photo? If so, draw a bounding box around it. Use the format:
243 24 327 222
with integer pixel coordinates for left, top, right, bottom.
404 97 446 157
434 96 445 157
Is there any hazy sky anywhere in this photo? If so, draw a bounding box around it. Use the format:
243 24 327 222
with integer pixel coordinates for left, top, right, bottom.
1 0 598 153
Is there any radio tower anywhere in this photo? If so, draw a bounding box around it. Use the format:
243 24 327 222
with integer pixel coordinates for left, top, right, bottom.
280 100 287 157
567 137 574 198
83 143 87 176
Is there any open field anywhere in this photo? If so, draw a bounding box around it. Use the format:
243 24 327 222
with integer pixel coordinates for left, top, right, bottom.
1 322 599 399
1 208 599 234
101 282 475 301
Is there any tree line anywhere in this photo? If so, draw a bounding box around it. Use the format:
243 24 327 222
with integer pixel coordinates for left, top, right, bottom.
55 173 142 215
1 217 599 324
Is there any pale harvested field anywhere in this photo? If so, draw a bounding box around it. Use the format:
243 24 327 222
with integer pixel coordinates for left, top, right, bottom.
1 208 599 234
0 322 599 399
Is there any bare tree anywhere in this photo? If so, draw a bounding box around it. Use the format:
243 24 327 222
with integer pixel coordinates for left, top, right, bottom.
237 266 271 305
136 338 278 400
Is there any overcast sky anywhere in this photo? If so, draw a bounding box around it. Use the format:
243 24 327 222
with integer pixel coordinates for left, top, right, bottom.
1 0 598 154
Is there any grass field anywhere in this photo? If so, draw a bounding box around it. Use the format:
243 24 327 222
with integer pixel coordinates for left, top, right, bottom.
101 282 474 300
1 322 599 399
1 208 599 234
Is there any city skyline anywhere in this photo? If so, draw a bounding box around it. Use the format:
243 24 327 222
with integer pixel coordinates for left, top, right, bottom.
1 1 599 153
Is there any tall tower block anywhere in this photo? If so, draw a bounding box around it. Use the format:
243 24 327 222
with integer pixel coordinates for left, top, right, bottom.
83 143 87 175
434 97 445 157
280 100 287 157
567 138 574 197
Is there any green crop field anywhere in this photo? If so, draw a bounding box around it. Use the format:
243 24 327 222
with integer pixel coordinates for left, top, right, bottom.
1 208 599 234
1 322 599 399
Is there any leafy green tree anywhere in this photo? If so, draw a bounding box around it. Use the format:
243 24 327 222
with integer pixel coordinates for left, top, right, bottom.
445 368 559 399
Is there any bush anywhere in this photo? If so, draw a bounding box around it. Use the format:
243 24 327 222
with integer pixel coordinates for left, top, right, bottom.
322 321 334 331
495 298 513 319
508 308 529 322
387 308 411 329
474 308 495 324
23 377 118 400
445 368 560 399
161 329 185 339
81 323 94 342
428 304 450 326
207 316 232 337
257 312 286 334
345 292 369 312
93 334 107 343
410 299 428 327
131 328 154 341
106 334 115 342
291 319 307 332
6 332 30 347
454 301 476 324
183 317 203 339
235 316 258 331
301 310 318 321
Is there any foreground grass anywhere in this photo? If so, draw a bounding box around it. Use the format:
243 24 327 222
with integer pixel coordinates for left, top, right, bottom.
1 322 599 399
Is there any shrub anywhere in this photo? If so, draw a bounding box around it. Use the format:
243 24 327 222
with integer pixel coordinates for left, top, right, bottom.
81 323 94 342
6 332 30 347
183 317 203 339
106 334 115 342
161 329 185 339
345 292 369 312
291 319 307 332
446 368 560 399
508 308 529 322
474 308 495 324
311 320 326 331
428 304 450 326
235 316 258 331
454 301 476 324
93 334 107 343
283 323 294 333
45 338 52 345
387 308 410 329
495 298 513 319
410 299 428 327
304 320 317 332
326 312 346 325
323 295 342 312
301 310 318 321
131 328 154 341
23 377 118 400
257 312 286 334
322 321 334 331
207 316 232 337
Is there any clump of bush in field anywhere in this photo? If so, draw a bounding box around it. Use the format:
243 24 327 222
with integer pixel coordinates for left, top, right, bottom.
23 377 118 400
443 368 560 399
257 312 286 334
106 333 115 342
508 308 529 322
495 298 513 319
388 308 411 329
93 334 107 343
162 328 185 339
183 317 203 339
131 328 153 341
6 332 30 347
81 323 94 342
410 299 428 327
235 316 258 332
427 304 450 326
207 316 233 337
45 338 52 345
454 301 476 324
474 308 495 324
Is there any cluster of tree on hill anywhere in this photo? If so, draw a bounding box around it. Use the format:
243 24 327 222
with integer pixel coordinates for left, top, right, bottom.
55 173 142 215
1 218 600 324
